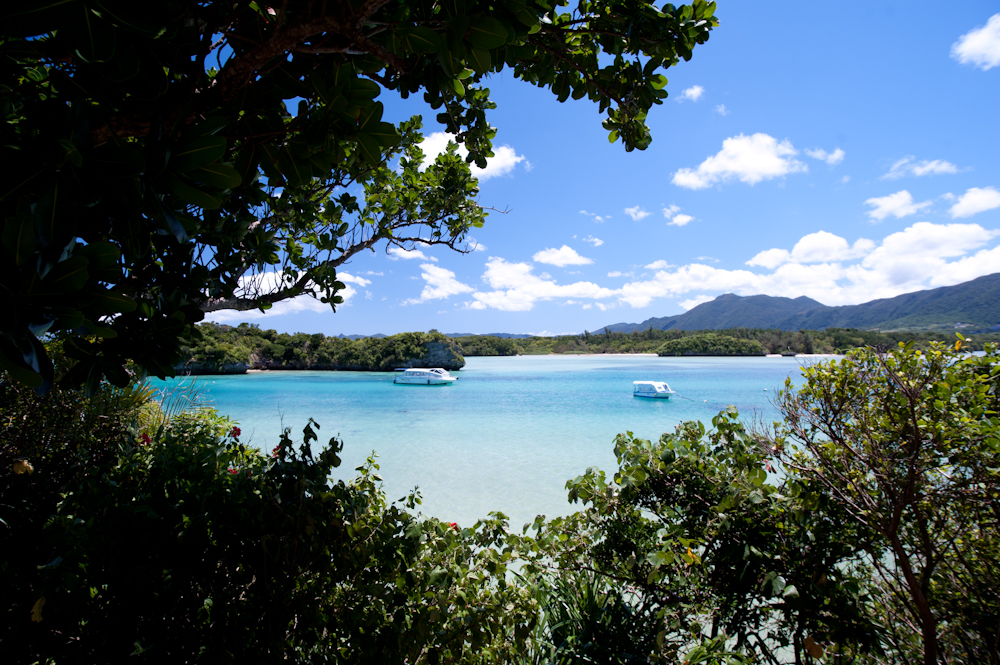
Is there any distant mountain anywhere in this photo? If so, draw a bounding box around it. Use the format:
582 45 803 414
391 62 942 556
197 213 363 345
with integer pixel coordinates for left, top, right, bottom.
600 273 1000 333
444 332 534 339
337 333 387 340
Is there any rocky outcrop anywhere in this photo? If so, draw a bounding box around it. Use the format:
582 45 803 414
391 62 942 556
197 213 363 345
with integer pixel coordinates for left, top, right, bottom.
392 341 465 371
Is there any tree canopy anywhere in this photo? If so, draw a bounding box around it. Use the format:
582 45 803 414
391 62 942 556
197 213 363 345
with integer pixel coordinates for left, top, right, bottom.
0 0 718 392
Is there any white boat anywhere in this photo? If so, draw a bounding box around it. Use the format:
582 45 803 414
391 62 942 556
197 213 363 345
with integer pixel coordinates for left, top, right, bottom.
393 368 458 385
633 381 674 399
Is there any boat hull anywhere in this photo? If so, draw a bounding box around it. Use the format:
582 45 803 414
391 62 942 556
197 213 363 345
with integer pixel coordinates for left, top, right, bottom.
394 377 457 385
633 393 671 399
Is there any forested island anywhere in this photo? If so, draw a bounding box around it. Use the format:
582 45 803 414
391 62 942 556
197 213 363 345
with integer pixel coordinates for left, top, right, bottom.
175 325 464 374
174 324 1000 374
452 326 999 356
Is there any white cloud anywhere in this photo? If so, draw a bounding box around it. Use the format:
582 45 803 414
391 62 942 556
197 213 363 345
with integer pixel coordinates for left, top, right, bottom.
204 270 356 323
696 256 720 263
864 190 932 222
662 205 680 217
669 214 694 227
951 13 1000 70
469 257 618 311
804 147 845 166
949 186 1000 218
420 132 526 179
607 271 624 277
715 104 729 116
467 237 487 252
580 210 610 223
624 206 651 221
747 231 874 269
532 245 593 267
338 271 372 287
678 85 705 102
404 264 474 304
615 221 1000 309
671 133 808 189
388 247 438 261
581 235 604 247
882 156 960 180
361 271 384 276
841 175 851 184
679 295 714 310
465 222 1000 314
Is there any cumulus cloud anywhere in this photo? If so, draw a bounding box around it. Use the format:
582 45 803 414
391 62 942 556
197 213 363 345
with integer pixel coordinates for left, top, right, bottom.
468 258 617 311
951 13 1000 70
388 247 437 261
466 237 487 252
671 133 807 189
581 235 604 247
662 205 680 217
864 190 932 222
882 156 960 180
613 222 1000 309
624 206 651 221
404 264 474 304
679 295 714 310
669 214 694 227
464 222 1000 313
715 104 729 116
532 245 593 267
678 85 705 102
746 231 875 269
420 132 525 179
805 147 845 166
949 186 1000 218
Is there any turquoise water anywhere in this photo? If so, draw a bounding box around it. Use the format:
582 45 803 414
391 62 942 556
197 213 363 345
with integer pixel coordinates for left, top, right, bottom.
151 355 820 528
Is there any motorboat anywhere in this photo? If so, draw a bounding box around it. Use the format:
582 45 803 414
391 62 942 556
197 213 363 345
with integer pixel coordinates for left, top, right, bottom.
633 381 674 399
393 368 458 385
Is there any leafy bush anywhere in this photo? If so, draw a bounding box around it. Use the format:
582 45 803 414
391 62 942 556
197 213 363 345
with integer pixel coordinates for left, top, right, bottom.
657 333 767 356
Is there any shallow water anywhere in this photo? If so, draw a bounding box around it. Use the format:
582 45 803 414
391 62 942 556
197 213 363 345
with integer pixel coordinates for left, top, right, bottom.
151 355 820 527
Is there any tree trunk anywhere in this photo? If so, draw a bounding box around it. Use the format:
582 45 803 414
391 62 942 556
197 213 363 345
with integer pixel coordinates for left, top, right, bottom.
889 533 938 664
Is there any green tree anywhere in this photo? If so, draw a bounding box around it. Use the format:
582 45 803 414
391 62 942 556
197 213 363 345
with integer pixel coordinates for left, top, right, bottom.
773 340 1000 664
0 0 718 391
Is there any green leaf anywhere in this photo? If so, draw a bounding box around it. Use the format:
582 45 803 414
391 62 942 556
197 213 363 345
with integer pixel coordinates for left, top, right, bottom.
90 147 145 178
358 101 384 132
3 212 36 265
75 241 119 269
41 255 89 293
171 136 227 173
88 288 137 314
405 26 441 53
191 163 242 190
65 5 116 63
650 74 669 90
169 177 223 210
467 47 492 73
468 17 509 49
355 134 382 167
369 122 402 149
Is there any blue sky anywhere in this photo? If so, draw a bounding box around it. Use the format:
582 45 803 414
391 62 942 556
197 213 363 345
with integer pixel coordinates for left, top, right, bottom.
207 1 1000 336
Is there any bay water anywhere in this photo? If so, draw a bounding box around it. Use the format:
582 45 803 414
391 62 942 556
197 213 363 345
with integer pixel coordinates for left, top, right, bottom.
150 355 823 528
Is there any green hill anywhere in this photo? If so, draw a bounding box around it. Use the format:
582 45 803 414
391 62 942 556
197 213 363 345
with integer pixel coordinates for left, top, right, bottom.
602 273 1000 333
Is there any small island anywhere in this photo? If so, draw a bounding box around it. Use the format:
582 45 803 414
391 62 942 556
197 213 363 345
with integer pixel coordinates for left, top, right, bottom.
174 325 464 374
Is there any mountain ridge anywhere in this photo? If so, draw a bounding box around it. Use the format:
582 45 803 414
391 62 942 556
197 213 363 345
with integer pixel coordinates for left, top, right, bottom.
598 273 1000 334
